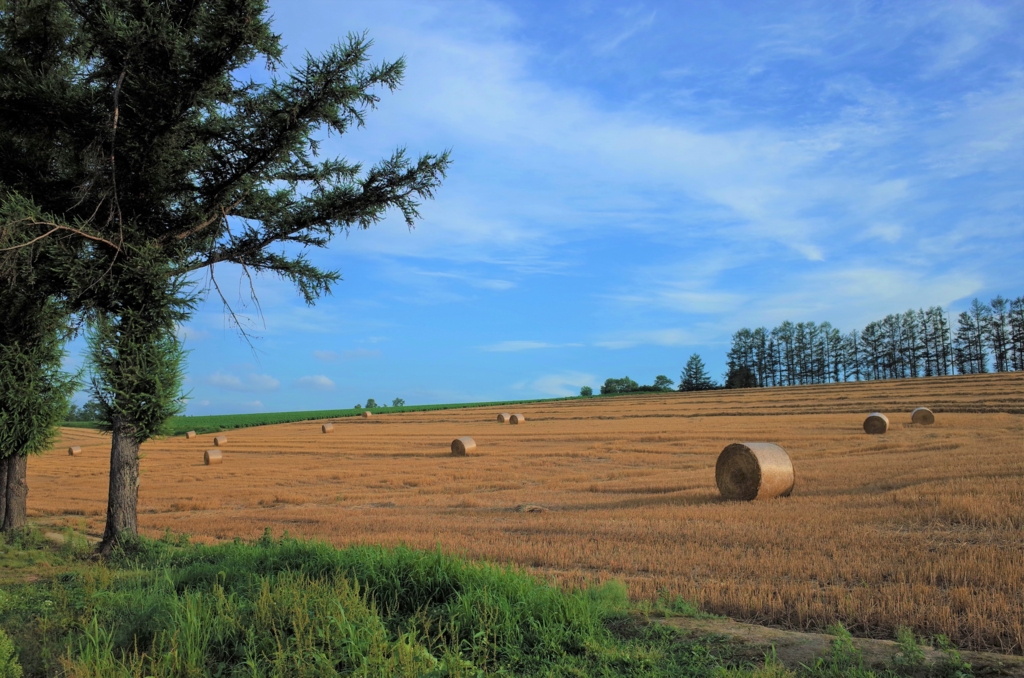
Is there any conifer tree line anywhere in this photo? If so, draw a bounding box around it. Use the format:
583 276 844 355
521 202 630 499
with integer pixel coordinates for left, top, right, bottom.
725 295 1024 387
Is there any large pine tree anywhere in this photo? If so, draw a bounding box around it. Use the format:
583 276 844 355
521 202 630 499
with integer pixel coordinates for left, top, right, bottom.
1 0 449 552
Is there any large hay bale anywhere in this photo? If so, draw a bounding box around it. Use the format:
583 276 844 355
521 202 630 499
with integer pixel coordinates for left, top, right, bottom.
451 437 476 456
204 449 222 465
322 423 334 433
67 446 82 456
213 435 227 446
911 407 935 425
185 431 196 439
362 411 372 418
509 413 526 425
497 413 511 423
715 442 794 501
863 412 889 434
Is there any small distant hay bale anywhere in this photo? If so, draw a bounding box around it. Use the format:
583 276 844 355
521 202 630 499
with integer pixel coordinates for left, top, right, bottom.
911 407 935 425
362 411 372 418
497 413 511 423
863 412 889 434
322 423 334 433
213 435 227 446
67 446 82 456
185 431 196 439
509 413 526 425
204 449 222 465
451 437 476 456
715 442 794 501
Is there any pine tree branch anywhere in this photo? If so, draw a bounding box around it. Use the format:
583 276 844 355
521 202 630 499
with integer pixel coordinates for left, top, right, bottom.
0 219 121 253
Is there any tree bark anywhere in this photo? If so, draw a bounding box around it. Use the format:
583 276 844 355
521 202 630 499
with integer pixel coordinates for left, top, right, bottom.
1 455 28 532
0 456 8 527
99 421 140 554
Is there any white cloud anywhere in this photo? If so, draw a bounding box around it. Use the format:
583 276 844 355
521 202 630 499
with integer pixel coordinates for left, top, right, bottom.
480 340 583 352
596 329 696 350
610 288 747 315
342 348 382 359
525 371 596 397
294 375 335 391
176 325 210 342
313 350 338 362
592 9 656 54
862 222 904 244
918 1 1005 77
208 372 280 392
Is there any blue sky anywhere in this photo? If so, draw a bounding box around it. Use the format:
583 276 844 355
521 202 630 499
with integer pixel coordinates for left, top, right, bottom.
67 0 1024 413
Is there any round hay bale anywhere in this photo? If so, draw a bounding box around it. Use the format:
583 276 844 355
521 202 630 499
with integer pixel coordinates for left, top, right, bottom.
911 407 935 425
451 437 476 456
715 442 794 501
67 446 82 456
322 423 334 433
185 431 197 439
497 413 511 423
863 412 889 434
213 435 227 446
204 449 222 465
509 413 526 425
362 411 372 418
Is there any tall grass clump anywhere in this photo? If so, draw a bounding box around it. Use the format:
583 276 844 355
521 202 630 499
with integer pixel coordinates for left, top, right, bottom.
2 531 982 676
2 531 717 677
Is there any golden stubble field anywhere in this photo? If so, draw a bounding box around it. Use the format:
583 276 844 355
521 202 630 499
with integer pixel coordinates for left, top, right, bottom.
33 373 1024 654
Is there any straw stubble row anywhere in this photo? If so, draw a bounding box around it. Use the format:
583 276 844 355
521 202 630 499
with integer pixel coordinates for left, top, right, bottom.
38 373 1024 653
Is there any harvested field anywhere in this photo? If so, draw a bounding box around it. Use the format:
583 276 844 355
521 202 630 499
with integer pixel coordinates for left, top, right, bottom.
33 373 1024 654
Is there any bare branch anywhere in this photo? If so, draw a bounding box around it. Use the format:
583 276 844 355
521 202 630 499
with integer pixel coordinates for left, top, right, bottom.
206 262 260 357
0 219 122 253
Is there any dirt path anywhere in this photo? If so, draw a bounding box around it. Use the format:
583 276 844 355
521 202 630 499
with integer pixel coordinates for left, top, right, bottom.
658 616 1024 676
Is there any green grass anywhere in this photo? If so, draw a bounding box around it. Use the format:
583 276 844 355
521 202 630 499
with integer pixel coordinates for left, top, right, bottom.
0 529 976 677
0 529 737 677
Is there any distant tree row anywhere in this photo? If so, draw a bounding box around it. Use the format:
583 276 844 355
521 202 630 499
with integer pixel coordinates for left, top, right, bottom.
725 294 1023 387
582 359 716 396
356 398 405 409
597 375 675 394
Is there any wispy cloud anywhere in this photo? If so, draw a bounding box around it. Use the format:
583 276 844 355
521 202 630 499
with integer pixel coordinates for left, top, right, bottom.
519 371 596 397
294 375 335 391
208 372 280 392
342 348 382 360
176 326 210 342
595 329 695 350
480 340 583 352
313 350 338 362
592 9 656 54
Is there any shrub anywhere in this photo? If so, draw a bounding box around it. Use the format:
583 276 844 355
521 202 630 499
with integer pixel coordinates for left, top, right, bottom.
579 386 593 397
600 376 639 394
0 629 21 678
652 375 675 391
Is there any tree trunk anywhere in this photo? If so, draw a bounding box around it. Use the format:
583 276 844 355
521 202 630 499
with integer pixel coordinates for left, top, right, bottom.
1 455 28 532
99 421 140 554
0 456 8 527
